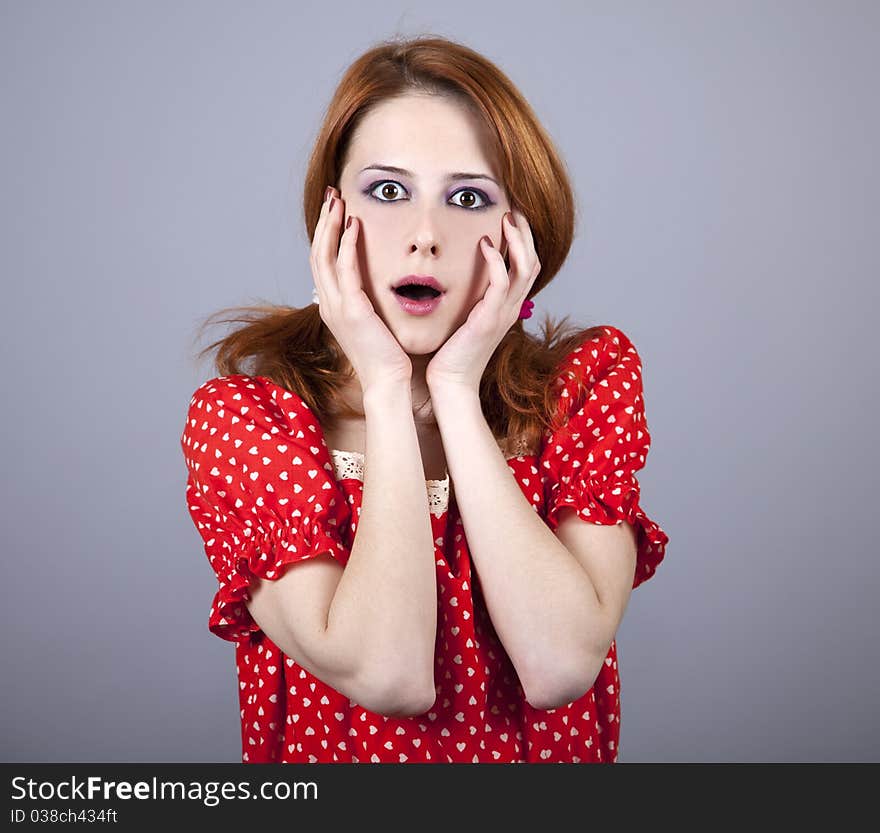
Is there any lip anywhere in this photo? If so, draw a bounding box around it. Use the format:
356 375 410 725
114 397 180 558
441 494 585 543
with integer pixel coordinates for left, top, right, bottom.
393 291 444 316
391 274 446 293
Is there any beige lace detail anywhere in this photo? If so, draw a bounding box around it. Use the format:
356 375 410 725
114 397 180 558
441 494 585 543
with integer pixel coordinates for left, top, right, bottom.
328 435 532 518
329 449 449 518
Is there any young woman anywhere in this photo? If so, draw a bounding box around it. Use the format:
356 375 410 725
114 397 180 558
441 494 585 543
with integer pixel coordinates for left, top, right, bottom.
181 34 669 764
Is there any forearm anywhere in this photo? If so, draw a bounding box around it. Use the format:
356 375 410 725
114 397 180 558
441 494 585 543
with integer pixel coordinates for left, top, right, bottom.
326 382 438 705
431 385 605 708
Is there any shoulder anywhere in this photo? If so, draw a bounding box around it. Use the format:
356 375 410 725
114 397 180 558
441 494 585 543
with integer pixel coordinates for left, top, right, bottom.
187 374 317 428
182 374 329 462
181 373 335 480
189 373 296 407
561 324 639 369
555 325 642 391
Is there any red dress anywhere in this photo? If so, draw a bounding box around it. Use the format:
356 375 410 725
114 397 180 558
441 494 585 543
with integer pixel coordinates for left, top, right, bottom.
180 325 668 763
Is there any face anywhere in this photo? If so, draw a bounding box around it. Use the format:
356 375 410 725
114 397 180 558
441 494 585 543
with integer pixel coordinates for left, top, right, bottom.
337 93 511 357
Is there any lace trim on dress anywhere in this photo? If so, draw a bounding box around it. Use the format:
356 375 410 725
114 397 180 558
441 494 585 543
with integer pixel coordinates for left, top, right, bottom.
329 449 449 517
329 436 532 518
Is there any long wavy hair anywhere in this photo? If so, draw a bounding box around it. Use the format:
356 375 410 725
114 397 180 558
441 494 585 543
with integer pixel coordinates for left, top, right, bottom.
190 33 609 453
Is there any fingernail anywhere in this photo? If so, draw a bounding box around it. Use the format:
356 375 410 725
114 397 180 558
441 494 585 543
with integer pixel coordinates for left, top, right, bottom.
328 196 335 212
346 215 353 229
324 186 333 202
481 235 493 248
505 211 515 227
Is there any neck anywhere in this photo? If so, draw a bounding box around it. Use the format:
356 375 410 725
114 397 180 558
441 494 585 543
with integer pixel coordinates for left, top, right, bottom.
408 352 435 425
338 354 437 425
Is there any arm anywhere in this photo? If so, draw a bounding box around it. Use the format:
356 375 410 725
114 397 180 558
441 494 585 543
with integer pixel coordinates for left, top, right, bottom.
246 380 438 715
429 385 636 711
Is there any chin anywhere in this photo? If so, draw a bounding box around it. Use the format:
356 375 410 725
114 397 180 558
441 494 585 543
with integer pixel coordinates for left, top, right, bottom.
398 334 443 357
387 323 444 355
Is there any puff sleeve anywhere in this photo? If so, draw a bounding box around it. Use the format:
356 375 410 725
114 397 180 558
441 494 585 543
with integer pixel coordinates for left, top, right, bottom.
539 327 669 589
180 374 352 642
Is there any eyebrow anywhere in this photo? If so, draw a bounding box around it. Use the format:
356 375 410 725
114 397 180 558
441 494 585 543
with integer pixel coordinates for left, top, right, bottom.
359 164 500 187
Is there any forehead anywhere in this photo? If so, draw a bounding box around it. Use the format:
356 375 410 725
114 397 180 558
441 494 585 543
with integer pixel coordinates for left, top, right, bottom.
347 94 501 178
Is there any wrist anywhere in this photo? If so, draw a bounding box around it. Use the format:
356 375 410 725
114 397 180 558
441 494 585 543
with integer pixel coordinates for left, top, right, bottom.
428 382 482 422
362 380 414 411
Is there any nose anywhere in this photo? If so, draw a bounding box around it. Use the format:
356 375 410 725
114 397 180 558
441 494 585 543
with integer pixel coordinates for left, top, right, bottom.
410 223 441 256
407 204 445 255
410 237 438 255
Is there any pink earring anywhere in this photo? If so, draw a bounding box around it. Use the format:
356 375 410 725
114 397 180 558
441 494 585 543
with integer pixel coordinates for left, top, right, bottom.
518 299 534 319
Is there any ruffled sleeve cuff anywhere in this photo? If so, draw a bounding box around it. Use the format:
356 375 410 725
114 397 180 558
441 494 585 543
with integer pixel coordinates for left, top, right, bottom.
544 470 669 590
207 503 350 643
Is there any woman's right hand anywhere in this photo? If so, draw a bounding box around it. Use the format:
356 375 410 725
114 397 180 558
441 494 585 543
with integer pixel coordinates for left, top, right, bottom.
310 187 413 394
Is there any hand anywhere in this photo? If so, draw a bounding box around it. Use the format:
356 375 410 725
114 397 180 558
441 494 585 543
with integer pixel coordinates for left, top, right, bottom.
310 187 413 394
425 207 541 393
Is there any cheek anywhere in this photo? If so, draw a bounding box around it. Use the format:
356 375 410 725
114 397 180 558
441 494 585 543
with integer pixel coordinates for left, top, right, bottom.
466 273 492 305
356 214 397 261
349 213 387 259
357 201 392 224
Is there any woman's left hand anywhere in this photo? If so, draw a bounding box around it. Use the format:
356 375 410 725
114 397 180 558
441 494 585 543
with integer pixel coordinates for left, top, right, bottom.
425 207 541 394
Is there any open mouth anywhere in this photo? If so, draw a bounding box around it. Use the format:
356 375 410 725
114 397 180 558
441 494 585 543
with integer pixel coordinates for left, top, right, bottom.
393 284 442 301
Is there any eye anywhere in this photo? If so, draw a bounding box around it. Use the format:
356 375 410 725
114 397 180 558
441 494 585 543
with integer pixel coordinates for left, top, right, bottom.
364 180 494 211
450 188 493 211
366 181 406 203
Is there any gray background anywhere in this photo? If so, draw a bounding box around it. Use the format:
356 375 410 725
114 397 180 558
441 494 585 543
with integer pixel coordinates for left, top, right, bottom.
2 0 877 763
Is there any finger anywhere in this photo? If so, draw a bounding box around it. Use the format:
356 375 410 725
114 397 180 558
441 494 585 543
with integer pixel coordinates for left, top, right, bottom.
310 194 335 305
512 207 535 250
479 235 510 311
504 210 540 298
311 192 335 267
317 196 343 300
503 211 527 286
336 214 362 297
